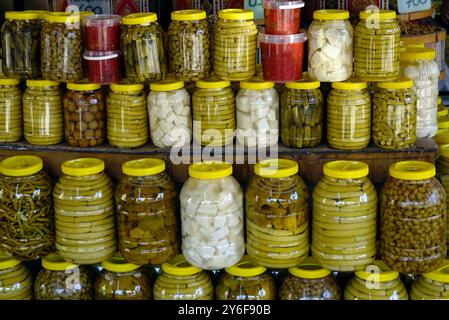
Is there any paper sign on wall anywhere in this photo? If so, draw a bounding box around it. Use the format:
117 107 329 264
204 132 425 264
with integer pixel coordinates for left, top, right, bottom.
245 0 263 20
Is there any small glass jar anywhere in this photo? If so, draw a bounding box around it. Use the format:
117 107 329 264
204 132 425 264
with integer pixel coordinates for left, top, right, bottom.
95 253 152 300
214 9 258 81
438 116 449 136
192 79 235 147
34 252 93 300
372 78 417 149
438 97 448 118
246 159 309 268
53 158 116 264
410 260 449 300
64 82 105 148
327 80 371 150
107 83 148 148
180 162 245 270
281 80 323 148
0 256 33 300
436 145 449 252
148 80 191 148
308 10 353 82
23 79 63 145
312 161 377 272
0 78 22 142
121 13 166 84
153 255 214 300
236 80 278 148
381 161 446 274
262 0 303 35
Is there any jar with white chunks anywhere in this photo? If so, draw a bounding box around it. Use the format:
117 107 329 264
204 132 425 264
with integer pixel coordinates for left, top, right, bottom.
180 162 244 270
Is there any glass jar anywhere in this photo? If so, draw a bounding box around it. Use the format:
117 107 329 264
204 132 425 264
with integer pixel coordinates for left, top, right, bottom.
438 97 448 118
0 156 54 261
236 80 278 148
116 158 179 265
180 162 244 270
214 9 257 81
95 253 152 300
168 10 210 83
246 159 309 268
192 79 235 147
121 13 166 84
34 252 93 300
0 256 33 300
279 257 341 300
380 161 446 274
153 255 214 300
312 161 377 271
354 10 400 82
327 80 371 150
23 79 63 145
372 78 417 149
281 80 323 148
107 83 148 148
64 82 105 148
215 256 276 300
436 145 449 252
148 80 191 148
438 116 449 136
0 78 22 142
53 158 116 264
410 260 449 300
262 0 303 35
308 10 353 82
1 11 45 79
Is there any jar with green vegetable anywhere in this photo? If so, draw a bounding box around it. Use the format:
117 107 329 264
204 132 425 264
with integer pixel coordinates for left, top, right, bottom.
0 78 22 142
410 260 449 300
0 256 33 300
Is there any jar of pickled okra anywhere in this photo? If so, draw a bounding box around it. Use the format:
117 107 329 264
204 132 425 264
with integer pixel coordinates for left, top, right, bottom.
0 256 33 300
281 80 323 148
23 79 63 145
154 255 214 300
53 158 116 265
312 161 377 272
410 260 449 300
436 144 449 252
0 78 22 142
381 161 446 274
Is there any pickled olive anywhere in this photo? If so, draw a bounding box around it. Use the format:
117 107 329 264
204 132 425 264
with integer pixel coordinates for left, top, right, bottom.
0 79 22 142
436 146 449 251
410 261 449 300
0 258 33 300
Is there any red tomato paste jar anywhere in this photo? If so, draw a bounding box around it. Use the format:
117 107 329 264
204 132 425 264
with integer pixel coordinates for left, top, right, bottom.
259 32 307 82
83 50 122 84
262 0 304 35
83 14 121 51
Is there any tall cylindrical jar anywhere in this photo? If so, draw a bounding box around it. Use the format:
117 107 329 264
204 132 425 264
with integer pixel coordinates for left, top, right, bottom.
0 257 33 300
53 158 116 264
180 162 244 270
0 78 22 142
214 9 257 81
308 10 353 82
410 260 449 300
436 144 449 253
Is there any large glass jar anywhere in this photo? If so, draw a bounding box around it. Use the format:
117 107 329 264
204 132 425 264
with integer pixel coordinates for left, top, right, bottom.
192 79 235 147
308 10 353 82
23 79 63 145
312 161 377 271
115 158 179 265
381 161 446 274
401 48 439 139
0 78 22 142
153 255 214 300
180 162 244 270
236 80 278 148
214 9 257 81
168 10 210 83
34 252 93 300
0 256 33 300
53 158 116 264
148 80 191 148
107 83 148 148
436 144 449 252
1 11 45 79
215 256 276 300
327 80 371 150
372 78 417 149
281 80 323 148
121 13 166 84
64 82 105 148
246 159 309 268
410 260 449 300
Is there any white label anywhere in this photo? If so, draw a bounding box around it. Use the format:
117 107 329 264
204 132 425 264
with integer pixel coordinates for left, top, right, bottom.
68 0 112 14
245 0 264 20
397 0 431 14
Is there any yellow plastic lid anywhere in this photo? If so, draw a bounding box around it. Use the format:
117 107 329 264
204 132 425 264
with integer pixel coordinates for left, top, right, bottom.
225 256 266 277
423 260 449 284
240 79 275 90
0 77 20 86
0 155 43 177
26 79 59 87
323 161 369 179
196 79 231 89
288 257 331 279
254 159 298 178
313 9 349 20
162 255 202 276
122 12 157 25
110 83 144 92
389 161 435 180
435 133 449 145
438 116 449 129
150 80 185 92
331 80 367 90
218 9 254 20
438 105 448 117
5 11 45 20
439 144 449 158
377 77 414 90
67 82 101 91
400 48 436 62
171 10 207 21
286 79 320 90
438 97 442 105
122 158 165 176
61 158 105 176
355 260 399 282
359 9 397 20
0 256 21 270
45 11 92 24
102 253 141 273
188 161 233 179
42 253 78 271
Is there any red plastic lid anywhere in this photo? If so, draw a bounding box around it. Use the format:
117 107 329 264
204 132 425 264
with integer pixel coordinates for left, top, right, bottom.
83 14 121 26
258 31 307 44
262 0 304 9
83 50 121 61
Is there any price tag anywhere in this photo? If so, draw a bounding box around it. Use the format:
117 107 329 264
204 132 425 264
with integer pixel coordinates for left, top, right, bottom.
245 0 264 20
397 0 432 14
68 0 112 14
